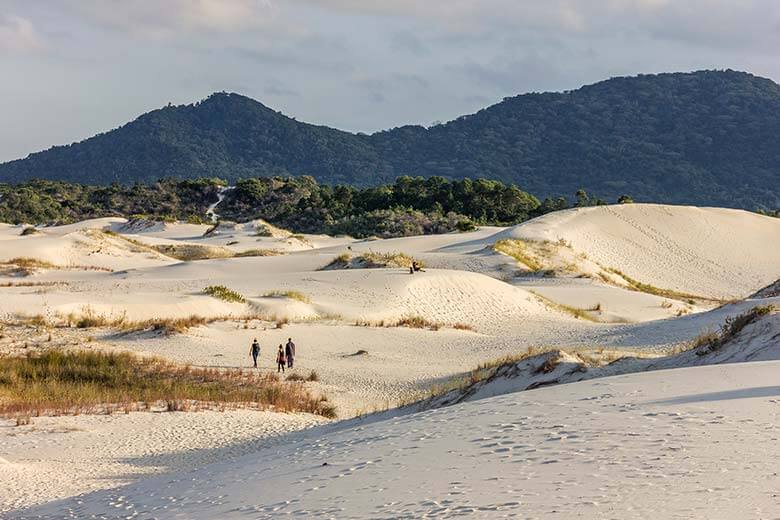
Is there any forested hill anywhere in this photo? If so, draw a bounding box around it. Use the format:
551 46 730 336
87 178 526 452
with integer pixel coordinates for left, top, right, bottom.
1 70 779 209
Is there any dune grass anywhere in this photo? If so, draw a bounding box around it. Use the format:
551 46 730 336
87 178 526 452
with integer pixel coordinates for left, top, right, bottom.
262 290 311 304
0 350 336 419
493 239 544 272
689 304 775 355
321 251 423 270
355 315 475 332
604 267 710 302
204 285 246 303
234 249 285 257
151 243 235 261
529 291 603 322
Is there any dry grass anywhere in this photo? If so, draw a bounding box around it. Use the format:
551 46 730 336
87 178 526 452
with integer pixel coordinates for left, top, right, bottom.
530 291 602 322
688 304 775 355
234 249 285 257
151 244 235 261
262 290 311 304
286 371 320 382
493 239 544 271
0 257 112 275
321 251 422 270
355 315 474 332
0 350 336 420
204 285 246 303
20 227 39 236
120 315 210 335
604 267 709 302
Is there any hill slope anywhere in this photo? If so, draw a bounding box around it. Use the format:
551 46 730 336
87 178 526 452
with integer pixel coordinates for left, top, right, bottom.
2 70 780 208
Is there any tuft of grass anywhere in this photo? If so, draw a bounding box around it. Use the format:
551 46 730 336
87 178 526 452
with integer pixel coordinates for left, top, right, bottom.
151 244 235 261
263 290 311 304
689 305 775 355
322 251 422 270
20 227 39 236
452 322 476 332
122 315 209 335
234 249 285 257
530 291 603 322
396 315 440 330
605 267 708 302
3 257 56 269
493 239 544 271
204 285 246 303
286 371 319 382
0 350 336 418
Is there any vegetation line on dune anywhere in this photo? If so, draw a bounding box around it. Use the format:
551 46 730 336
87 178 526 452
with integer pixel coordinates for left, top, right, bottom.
0 350 336 422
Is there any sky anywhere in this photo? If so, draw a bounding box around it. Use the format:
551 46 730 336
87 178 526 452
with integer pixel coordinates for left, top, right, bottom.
2 0 780 162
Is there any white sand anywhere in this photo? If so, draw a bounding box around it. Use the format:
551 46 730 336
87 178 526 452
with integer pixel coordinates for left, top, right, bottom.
12 360 780 519
1 203 778 515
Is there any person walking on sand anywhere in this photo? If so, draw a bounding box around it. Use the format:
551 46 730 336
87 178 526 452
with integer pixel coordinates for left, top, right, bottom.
285 337 296 369
276 344 286 373
249 338 260 368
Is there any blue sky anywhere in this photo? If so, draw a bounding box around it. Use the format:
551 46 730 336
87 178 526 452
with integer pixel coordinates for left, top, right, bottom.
2 0 780 162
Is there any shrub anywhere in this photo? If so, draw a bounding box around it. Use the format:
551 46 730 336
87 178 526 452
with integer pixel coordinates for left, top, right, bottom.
263 290 311 304
204 285 246 303
20 227 39 236
691 305 775 355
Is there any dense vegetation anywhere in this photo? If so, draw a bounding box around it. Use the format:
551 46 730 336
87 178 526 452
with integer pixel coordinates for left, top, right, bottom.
0 176 615 237
0 178 220 225
2 71 779 209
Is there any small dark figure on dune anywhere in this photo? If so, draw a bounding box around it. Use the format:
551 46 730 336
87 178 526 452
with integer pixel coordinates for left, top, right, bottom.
249 338 260 368
409 261 425 274
276 344 286 373
285 338 296 369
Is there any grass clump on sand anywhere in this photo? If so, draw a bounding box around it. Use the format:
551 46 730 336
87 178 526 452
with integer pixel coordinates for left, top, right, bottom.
0 350 336 419
234 249 285 257
605 267 709 302
530 291 604 322
263 290 311 304
204 285 246 303
689 305 775 355
120 315 210 335
151 243 235 261
321 251 422 270
287 371 320 382
493 239 543 272
20 227 39 236
355 315 475 332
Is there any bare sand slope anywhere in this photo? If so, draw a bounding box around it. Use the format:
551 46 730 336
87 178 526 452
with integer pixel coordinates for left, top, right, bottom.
13 360 780 519
501 204 780 299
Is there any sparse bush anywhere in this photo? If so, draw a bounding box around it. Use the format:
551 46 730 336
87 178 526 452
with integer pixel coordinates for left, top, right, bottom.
263 290 311 304
204 285 246 303
493 239 543 271
235 249 285 257
20 227 39 236
691 305 775 355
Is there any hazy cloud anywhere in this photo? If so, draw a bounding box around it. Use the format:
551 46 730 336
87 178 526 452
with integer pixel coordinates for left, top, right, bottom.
0 14 44 52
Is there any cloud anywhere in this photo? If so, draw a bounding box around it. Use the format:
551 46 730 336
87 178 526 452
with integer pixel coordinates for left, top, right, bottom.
61 0 277 38
0 14 44 52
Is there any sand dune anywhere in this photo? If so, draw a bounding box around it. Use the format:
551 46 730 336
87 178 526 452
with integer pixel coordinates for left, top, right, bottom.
503 204 780 299
1 203 778 515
